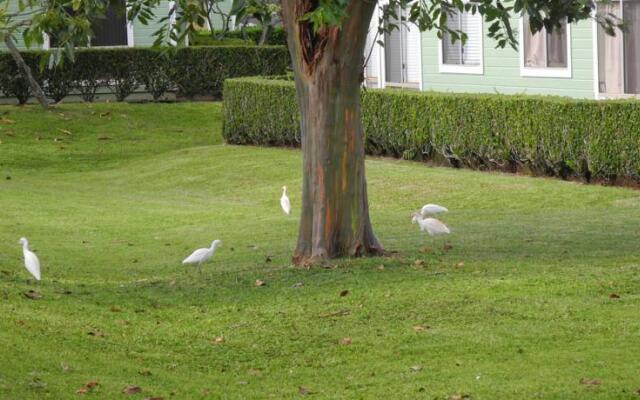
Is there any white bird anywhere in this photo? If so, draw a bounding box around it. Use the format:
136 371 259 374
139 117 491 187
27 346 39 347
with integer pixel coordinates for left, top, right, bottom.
420 203 448 216
19 237 41 281
280 186 291 215
411 213 451 236
182 240 222 272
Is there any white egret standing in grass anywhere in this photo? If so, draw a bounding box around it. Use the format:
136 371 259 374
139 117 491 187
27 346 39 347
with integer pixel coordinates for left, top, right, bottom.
182 240 222 273
280 186 291 215
19 237 41 281
411 213 451 236
420 204 448 216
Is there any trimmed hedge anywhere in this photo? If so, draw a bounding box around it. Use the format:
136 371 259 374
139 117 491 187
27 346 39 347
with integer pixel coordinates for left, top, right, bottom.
223 77 640 184
193 27 287 46
0 45 290 102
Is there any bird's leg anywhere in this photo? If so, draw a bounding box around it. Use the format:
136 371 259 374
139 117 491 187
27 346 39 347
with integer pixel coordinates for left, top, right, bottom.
198 262 203 274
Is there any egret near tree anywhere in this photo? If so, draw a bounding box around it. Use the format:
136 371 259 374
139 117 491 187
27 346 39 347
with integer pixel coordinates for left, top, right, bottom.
411 213 451 237
420 204 448 217
19 237 41 281
280 186 291 215
182 240 222 273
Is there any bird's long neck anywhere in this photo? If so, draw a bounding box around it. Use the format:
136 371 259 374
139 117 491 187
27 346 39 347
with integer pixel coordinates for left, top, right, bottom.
21 242 29 251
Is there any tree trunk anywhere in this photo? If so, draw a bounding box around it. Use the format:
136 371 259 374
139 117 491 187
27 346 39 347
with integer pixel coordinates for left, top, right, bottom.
281 0 383 264
258 22 271 45
3 36 49 109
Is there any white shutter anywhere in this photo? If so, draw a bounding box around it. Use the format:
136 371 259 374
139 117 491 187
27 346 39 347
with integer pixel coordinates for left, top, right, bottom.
365 10 380 83
461 12 482 65
405 22 421 83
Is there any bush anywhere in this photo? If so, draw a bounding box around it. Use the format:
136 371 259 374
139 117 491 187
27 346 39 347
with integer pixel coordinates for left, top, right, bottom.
0 45 290 102
202 27 287 46
223 77 640 184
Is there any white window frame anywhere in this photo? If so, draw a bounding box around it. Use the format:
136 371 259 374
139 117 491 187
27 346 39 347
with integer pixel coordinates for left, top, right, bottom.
42 7 134 49
437 10 484 75
519 17 572 78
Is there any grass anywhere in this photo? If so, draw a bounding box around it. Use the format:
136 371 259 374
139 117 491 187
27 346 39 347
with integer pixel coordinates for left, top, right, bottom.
0 102 639 399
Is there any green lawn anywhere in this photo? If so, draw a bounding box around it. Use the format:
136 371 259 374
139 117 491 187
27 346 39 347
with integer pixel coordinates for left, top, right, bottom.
1 102 639 399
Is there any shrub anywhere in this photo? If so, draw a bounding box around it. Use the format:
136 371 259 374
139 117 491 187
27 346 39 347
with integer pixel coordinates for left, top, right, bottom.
0 45 290 103
223 77 640 184
203 27 287 46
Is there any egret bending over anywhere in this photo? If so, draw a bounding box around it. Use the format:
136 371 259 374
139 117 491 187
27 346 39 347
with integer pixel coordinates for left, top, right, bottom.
411 213 451 236
19 237 41 281
182 240 222 273
280 186 291 215
420 203 448 216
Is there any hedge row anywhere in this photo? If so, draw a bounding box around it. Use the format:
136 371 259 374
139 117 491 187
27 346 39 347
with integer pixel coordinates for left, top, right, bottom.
0 46 290 103
192 27 287 46
223 77 640 184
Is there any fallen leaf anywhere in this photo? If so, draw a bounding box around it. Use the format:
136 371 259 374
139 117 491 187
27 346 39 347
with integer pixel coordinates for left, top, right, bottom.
580 378 602 386
339 289 349 297
143 397 164 400
457 262 465 267
339 337 352 345
443 244 453 252
292 282 304 288
116 319 129 326
76 387 88 394
414 259 425 267
377 264 385 271
210 336 225 345
60 362 69 372
299 386 312 395
99 112 111 118
449 395 472 400
413 325 430 332
138 368 152 376
23 290 42 300
319 309 350 318
122 385 142 394
409 365 422 372
609 293 620 299
97 136 112 141
247 368 261 376
255 279 266 287
57 128 72 135
110 305 121 312
0 117 15 124
85 381 98 389
265 255 272 263
87 328 105 338
419 246 432 254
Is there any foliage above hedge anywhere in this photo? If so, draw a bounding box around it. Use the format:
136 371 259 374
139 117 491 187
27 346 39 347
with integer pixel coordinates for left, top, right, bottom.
223 77 640 184
0 46 290 103
192 27 287 46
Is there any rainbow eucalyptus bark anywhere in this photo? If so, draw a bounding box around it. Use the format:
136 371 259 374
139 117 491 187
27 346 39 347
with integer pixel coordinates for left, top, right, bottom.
282 0 383 264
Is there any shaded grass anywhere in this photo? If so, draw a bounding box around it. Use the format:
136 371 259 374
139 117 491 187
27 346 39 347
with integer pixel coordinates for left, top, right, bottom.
0 103 639 399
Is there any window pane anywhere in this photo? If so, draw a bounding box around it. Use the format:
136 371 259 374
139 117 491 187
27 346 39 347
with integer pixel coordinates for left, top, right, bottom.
91 0 128 47
547 24 568 67
523 18 547 67
624 0 640 93
460 13 481 65
443 13 462 65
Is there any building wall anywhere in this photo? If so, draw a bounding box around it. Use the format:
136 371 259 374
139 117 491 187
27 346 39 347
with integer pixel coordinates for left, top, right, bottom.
2 0 174 50
421 18 596 99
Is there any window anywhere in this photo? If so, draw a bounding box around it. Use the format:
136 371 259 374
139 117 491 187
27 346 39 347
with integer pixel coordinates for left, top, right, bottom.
91 0 129 47
520 17 571 77
439 10 483 74
45 0 132 48
597 0 640 95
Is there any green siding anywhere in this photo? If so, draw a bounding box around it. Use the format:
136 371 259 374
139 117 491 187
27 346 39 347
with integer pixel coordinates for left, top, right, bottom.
1 0 173 50
421 18 596 99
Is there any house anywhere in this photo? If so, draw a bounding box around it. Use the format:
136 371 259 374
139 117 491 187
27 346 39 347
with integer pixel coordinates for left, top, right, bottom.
365 0 640 99
2 0 234 50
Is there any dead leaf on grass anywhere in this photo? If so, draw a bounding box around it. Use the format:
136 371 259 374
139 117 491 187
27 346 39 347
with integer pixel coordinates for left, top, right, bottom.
210 336 225 345
76 381 98 394
413 325 430 332
414 259 426 267
409 365 422 372
339 289 349 297
122 385 142 394
339 337 352 345
0 117 15 124
609 293 620 299
110 305 121 312
580 378 602 386
443 244 453 252
299 386 313 395
57 128 72 135
24 290 42 300
116 319 129 326
87 328 105 338
255 279 266 287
